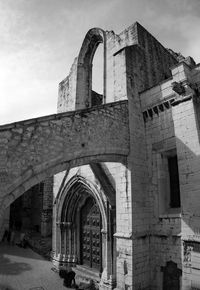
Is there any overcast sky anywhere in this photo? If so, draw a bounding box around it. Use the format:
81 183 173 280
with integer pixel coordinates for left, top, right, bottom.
1 0 200 125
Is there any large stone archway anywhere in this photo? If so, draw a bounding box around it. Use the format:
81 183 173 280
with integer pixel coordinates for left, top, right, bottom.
0 100 129 216
53 175 116 288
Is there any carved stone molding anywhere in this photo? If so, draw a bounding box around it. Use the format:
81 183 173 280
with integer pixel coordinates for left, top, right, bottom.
171 81 200 106
183 242 193 264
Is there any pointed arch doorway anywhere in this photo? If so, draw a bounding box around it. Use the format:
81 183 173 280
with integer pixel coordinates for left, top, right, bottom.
57 177 106 275
54 175 116 288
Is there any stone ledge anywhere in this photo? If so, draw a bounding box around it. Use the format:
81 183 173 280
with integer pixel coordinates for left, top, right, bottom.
113 232 132 239
72 265 100 289
159 213 181 219
0 100 128 130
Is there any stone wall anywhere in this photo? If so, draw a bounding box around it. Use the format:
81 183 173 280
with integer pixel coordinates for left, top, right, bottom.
140 60 200 289
124 44 149 289
41 177 53 237
0 100 129 214
53 162 130 288
57 57 77 112
54 22 180 289
8 180 51 236
0 207 10 239
58 22 177 110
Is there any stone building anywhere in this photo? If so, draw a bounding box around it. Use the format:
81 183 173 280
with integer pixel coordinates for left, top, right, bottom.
1 22 200 289
9 178 53 237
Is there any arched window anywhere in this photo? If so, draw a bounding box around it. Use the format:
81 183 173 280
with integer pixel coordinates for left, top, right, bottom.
76 28 106 109
91 43 103 107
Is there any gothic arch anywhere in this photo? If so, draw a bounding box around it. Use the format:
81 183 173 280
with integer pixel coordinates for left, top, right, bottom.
76 28 107 109
53 174 116 285
56 175 107 232
0 154 126 214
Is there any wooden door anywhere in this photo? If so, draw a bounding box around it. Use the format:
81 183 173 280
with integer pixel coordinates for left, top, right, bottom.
80 198 101 270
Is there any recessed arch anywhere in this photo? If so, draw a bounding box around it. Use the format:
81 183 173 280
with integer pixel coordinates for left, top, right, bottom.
0 154 126 213
57 175 107 232
55 174 109 273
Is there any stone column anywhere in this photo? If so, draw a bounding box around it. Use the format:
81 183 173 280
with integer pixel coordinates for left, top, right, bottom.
41 177 53 237
114 166 133 290
63 222 74 265
100 206 117 290
0 206 10 240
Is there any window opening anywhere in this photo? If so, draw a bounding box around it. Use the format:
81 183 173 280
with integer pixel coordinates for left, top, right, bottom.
168 155 180 208
91 43 103 106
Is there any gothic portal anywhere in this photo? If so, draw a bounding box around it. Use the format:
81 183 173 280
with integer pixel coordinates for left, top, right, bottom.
53 174 116 287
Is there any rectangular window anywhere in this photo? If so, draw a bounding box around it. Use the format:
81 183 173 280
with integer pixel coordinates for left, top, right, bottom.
157 150 181 216
168 155 180 208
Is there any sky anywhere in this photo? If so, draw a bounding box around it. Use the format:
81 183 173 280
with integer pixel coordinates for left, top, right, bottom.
1 0 200 125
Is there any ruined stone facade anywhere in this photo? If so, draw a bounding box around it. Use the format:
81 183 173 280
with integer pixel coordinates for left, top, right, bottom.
1 22 200 289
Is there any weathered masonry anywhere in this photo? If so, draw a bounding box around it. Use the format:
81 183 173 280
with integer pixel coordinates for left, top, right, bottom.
1 22 200 290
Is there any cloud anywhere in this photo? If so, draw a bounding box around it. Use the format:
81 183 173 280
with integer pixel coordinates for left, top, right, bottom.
1 0 200 124
0 78 57 124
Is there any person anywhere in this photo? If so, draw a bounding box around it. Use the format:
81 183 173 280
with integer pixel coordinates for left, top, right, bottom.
16 231 27 248
10 226 16 246
2 227 9 242
21 232 27 248
59 266 76 288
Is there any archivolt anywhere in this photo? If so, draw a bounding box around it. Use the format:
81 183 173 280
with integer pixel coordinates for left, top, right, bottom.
56 175 107 232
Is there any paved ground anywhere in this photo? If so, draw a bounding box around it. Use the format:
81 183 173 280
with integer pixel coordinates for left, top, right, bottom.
0 242 70 290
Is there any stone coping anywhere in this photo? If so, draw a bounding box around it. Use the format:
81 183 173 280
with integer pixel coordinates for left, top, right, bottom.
0 100 128 130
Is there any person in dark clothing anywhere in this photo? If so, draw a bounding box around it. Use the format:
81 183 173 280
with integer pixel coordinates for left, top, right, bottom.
59 267 76 288
2 229 9 242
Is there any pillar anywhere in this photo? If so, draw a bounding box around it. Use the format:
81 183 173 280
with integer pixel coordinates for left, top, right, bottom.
41 177 53 237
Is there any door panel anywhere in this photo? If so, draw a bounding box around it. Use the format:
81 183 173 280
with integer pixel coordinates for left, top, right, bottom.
80 198 101 270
